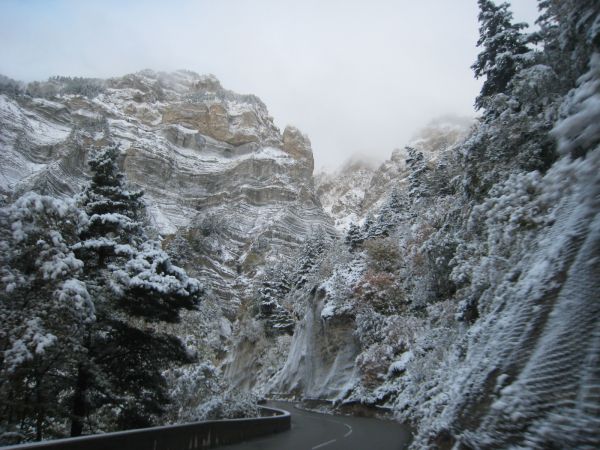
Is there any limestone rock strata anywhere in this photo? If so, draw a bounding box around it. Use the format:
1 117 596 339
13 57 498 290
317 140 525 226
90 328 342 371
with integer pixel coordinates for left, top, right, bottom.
0 70 332 312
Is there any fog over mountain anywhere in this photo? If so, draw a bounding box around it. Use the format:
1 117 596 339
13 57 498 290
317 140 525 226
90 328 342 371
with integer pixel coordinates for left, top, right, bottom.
0 0 538 170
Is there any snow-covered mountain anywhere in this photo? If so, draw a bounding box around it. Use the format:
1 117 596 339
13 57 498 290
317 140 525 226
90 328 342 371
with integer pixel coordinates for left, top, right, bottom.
0 70 333 315
315 116 471 231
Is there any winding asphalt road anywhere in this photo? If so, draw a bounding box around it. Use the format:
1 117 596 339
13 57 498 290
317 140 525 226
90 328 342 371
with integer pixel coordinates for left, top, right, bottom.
219 401 412 450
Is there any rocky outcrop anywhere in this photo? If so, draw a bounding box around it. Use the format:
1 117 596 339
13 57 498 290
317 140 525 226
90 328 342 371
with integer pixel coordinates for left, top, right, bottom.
269 291 360 399
282 126 314 174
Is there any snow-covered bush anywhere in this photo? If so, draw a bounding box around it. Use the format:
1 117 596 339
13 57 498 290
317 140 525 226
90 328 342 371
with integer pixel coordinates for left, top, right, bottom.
552 52 600 158
450 168 564 322
165 362 222 423
364 236 401 272
195 390 259 421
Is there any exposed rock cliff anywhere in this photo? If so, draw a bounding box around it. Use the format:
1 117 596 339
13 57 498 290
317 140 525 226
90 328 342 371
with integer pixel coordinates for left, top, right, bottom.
0 70 332 321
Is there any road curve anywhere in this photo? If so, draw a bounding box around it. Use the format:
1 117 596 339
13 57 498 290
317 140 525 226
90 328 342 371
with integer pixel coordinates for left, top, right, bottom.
219 401 412 450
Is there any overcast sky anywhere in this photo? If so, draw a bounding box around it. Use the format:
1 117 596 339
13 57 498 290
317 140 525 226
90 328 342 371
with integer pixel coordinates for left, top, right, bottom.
0 0 539 171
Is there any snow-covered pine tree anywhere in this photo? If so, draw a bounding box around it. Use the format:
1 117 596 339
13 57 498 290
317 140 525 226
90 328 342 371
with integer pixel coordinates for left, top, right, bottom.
472 0 529 111
0 75 24 97
292 229 329 287
257 230 330 336
461 0 562 198
362 215 375 239
70 146 201 435
544 0 600 158
536 0 600 91
345 223 363 250
370 187 405 238
405 146 430 201
76 145 144 265
257 266 293 335
0 193 93 442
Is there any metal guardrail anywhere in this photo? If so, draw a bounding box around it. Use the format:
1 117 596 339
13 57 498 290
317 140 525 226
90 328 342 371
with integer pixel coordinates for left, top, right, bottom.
2 406 291 450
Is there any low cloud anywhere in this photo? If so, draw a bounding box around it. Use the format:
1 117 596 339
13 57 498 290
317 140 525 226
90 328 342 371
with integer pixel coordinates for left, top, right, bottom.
0 0 539 170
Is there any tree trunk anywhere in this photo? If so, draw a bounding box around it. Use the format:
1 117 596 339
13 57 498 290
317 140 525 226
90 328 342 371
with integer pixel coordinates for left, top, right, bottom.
35 412 43 441
70 364 88 437
35 375 44 441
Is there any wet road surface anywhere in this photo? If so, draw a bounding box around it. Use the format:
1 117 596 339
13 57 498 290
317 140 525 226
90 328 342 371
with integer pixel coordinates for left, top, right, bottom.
219 401 412 450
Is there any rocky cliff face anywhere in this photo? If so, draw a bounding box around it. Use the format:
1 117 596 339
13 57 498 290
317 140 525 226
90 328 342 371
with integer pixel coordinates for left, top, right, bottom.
0 70 332 322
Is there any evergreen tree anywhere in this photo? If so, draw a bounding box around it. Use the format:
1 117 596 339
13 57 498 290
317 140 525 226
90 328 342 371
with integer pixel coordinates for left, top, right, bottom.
345 223 363 250
257 230 330 336
257 267 294 336
371 188 405 238
70 146 201 435
541 0 600 157
536 0 600 89
0 194 93 442
362 215 375 238
472 0 529 111
405 146 430 201
292 230 328 287
0 75 24 97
